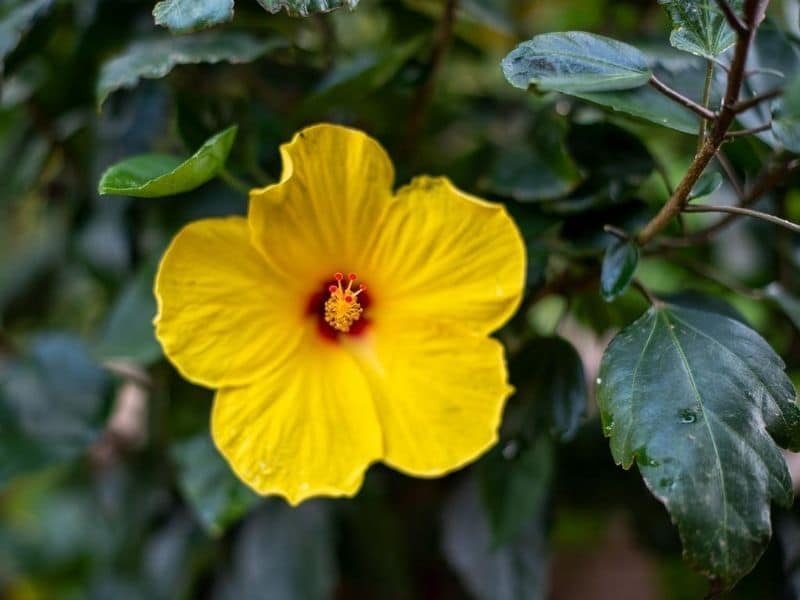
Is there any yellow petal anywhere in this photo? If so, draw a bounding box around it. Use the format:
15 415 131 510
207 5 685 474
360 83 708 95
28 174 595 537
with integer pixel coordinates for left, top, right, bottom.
363 176 526 336
357 321 512 476
248 123 395 290
212 336 383 505
154 217 300 388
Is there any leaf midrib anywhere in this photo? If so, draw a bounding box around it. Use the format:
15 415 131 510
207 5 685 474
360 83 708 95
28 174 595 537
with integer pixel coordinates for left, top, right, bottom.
660 310 731 575
523 48 648 78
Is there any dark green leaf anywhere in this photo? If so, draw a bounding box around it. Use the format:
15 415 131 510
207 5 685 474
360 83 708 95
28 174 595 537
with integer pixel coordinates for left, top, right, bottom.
96 33 285 108
507 337 588 442
689 171 723 200
485 114 582 202
215 501 336 599
442 476 548 600
601 239 639 301
153 0 234 33
659 0 743 59
298 37 423 116
478 437 554 546
98 126 237 198
573 58 704 134
0 335 109 488
772 75 800 153
737 24 800 147
598 304 800 588
0 0 53 65
764 282 800 330
92 258 162 365
256 0 358 17
503 32 652 94
548 122 654 214
171 433 260 537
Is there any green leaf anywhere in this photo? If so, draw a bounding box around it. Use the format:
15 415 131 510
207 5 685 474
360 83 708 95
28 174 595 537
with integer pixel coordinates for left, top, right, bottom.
298 37 424 116
764 282 800 331
442 476 548 600
689 171 723 200
659 0 743 59
601 239 639 301
98 126 237 198
502 31 652 94
0 0 53 65
772 75 800 153
256 0 358 17
478 437 554 546
485 114 582 202
216 501 336 599
171 433 260 537
153 0 234 33
506 337 588 442
573 58 704 134
96 32 284 108
92 258 162 365
0 335 109 489
598 304 800 588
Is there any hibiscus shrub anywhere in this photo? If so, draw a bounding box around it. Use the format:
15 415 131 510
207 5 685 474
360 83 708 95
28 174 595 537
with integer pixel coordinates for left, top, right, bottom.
3 0 800 598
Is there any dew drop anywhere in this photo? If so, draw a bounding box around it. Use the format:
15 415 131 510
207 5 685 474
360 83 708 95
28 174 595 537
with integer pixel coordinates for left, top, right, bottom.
678 408 697 424
596 377 603 385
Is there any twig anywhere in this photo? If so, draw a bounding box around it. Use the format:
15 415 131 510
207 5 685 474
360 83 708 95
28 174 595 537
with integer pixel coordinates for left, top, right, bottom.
649 75 717 120
684 204 800 234
668 254 765 300
401 0 459 158
637 0 764 245
714 0 749 35
218 166 252 195
698 61 715 153
632 279 663 307
732 88 782 113
715 150 744 200
725 122 773 138
604 224 631 240
656 157 800 247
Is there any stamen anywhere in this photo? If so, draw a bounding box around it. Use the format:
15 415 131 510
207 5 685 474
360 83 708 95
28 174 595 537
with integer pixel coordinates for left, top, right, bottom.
324 271 365 333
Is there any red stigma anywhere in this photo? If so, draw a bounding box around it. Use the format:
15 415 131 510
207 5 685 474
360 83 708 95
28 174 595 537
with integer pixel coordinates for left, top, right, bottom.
334 272 344 281
345 295 353 303
328 285 337 293
359 284 367 291
348 272 357 281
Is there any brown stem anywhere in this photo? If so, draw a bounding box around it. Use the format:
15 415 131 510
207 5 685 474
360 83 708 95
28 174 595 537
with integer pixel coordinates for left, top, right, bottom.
669 254 765 300
603 224 631 240
715 0 749 34
684 204 800 233
732 88 782 113
657 157 799 247
649 75 717 120
637 0 766 245
400 0 459 159
725 122 772 138
715 150 744 200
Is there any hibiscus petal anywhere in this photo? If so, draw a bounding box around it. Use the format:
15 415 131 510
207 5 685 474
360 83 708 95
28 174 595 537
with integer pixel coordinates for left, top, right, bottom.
248 124 395 288
155 217 300 387
363 176 526 336
212 339 383 505
362 320 512 476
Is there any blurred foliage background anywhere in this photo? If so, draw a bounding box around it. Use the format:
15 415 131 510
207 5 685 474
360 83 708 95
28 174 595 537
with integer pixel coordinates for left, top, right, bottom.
2 0 800 598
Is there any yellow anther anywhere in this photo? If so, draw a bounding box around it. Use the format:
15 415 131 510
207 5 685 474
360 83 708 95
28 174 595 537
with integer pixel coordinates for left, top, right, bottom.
324 272 365 333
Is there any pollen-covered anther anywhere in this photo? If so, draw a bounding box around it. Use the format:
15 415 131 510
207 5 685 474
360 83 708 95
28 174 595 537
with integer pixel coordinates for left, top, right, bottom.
323 272 366 332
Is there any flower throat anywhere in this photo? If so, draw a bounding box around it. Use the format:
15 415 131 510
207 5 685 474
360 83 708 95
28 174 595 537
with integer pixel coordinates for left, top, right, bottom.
324 272 366 333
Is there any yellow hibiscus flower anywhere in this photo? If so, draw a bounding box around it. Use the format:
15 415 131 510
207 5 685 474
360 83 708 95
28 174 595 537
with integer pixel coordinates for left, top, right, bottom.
154 124 526 505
